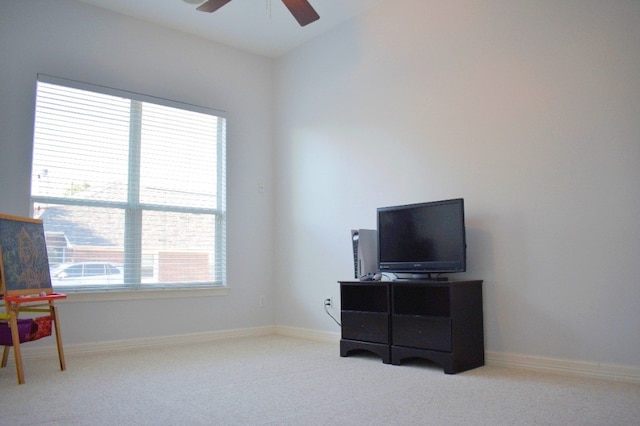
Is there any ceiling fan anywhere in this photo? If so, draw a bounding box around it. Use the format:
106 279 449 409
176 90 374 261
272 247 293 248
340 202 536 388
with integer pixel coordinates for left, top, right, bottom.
195 0 320 27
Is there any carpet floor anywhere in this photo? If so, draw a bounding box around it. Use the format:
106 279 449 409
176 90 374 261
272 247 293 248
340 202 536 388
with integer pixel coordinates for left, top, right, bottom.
1 335 638 425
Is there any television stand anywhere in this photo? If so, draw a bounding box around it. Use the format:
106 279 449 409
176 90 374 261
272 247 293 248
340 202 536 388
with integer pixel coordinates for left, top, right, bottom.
339 279 484 374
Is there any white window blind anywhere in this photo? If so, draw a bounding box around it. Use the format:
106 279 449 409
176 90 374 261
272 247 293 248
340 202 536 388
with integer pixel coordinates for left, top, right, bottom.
31 75 226 291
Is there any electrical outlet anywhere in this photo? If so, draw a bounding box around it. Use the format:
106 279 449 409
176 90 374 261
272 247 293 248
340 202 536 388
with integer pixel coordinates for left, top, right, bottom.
324 297 332 308
259 296 265 307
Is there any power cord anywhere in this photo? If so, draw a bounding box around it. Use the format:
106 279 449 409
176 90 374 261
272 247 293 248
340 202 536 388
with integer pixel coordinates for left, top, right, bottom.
324 298 341 327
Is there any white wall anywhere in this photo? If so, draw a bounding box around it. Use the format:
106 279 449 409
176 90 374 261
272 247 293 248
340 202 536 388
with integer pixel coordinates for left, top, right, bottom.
0 1 276 343
2 0 639 371
274 0 640 367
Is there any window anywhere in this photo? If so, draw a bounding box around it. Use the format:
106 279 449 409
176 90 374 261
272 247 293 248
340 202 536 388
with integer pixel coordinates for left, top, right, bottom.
31 75 226 291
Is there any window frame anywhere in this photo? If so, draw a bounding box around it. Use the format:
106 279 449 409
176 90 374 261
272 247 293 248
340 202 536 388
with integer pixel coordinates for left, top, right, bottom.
30 74 227 294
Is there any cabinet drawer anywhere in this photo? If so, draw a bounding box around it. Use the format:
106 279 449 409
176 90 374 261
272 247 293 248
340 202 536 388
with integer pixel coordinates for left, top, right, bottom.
392 316 451 352
342 311 389 344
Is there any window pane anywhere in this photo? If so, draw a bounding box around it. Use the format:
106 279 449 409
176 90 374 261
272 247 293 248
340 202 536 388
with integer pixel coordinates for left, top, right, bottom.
139 103 220 209
38 203 125 264
31 75 226 291
63 265 82 277
84 264 105 276
106 264 120 275
32 83 130 202
141 211 217 285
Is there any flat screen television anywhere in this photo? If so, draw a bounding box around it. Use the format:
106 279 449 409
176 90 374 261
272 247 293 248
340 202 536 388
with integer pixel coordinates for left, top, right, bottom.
377 198 466 280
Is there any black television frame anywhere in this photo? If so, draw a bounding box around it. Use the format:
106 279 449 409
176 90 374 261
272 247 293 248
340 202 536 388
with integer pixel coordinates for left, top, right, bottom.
377 198 466 279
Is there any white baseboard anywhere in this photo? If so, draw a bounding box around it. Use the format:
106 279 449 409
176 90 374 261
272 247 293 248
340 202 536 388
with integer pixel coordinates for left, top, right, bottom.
275 325 340 343
486 351 640 384
14 327 639 384
275 327 640 384
18 326 277 359
275 328 640 384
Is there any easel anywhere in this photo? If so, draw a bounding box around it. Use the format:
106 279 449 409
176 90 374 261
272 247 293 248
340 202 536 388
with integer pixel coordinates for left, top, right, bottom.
1 293 66 384
0 214 67 384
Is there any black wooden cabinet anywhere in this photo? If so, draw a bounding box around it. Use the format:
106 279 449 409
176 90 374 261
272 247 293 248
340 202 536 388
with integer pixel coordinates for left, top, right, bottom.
339 281 391 363
339 280 484 374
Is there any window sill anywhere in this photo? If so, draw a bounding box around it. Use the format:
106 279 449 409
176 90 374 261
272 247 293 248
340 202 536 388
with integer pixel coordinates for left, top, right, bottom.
56 286 229 303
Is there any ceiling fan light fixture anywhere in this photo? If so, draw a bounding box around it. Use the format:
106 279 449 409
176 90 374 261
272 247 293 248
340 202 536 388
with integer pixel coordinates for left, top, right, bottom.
281 0 319 26
182 0 204 5
196 0 232 13
195 0 319 27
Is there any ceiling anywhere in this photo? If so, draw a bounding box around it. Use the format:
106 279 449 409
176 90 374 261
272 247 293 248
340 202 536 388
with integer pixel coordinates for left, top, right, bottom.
79 0 383 58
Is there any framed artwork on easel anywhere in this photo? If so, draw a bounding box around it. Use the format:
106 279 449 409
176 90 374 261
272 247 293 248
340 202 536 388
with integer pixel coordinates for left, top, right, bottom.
0 214 53 296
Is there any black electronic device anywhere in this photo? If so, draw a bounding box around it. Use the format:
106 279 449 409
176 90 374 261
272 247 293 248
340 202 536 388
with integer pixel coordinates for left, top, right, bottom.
377 198 466 279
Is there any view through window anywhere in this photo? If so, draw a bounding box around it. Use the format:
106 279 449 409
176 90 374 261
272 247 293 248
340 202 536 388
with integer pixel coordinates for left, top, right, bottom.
30 75 226 291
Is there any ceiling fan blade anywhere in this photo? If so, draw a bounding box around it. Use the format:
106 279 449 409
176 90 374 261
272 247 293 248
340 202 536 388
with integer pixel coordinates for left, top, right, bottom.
196 0 233 13
281 0 320 27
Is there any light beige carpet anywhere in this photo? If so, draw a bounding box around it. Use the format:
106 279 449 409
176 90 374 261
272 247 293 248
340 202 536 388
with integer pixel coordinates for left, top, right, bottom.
1 335 638 425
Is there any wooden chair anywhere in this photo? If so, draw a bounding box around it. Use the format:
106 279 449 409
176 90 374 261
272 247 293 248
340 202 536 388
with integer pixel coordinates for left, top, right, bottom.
0 213 67 384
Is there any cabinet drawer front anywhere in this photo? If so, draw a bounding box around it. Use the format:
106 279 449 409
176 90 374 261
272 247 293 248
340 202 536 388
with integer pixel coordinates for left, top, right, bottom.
392 316 451 352
342 311 389 344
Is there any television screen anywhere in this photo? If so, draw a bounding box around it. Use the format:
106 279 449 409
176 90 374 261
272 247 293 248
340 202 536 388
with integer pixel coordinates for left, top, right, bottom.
377 198 466 278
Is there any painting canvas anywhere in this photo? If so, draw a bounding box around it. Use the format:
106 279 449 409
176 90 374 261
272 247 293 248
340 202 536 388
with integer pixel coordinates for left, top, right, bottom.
0 214 53 296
